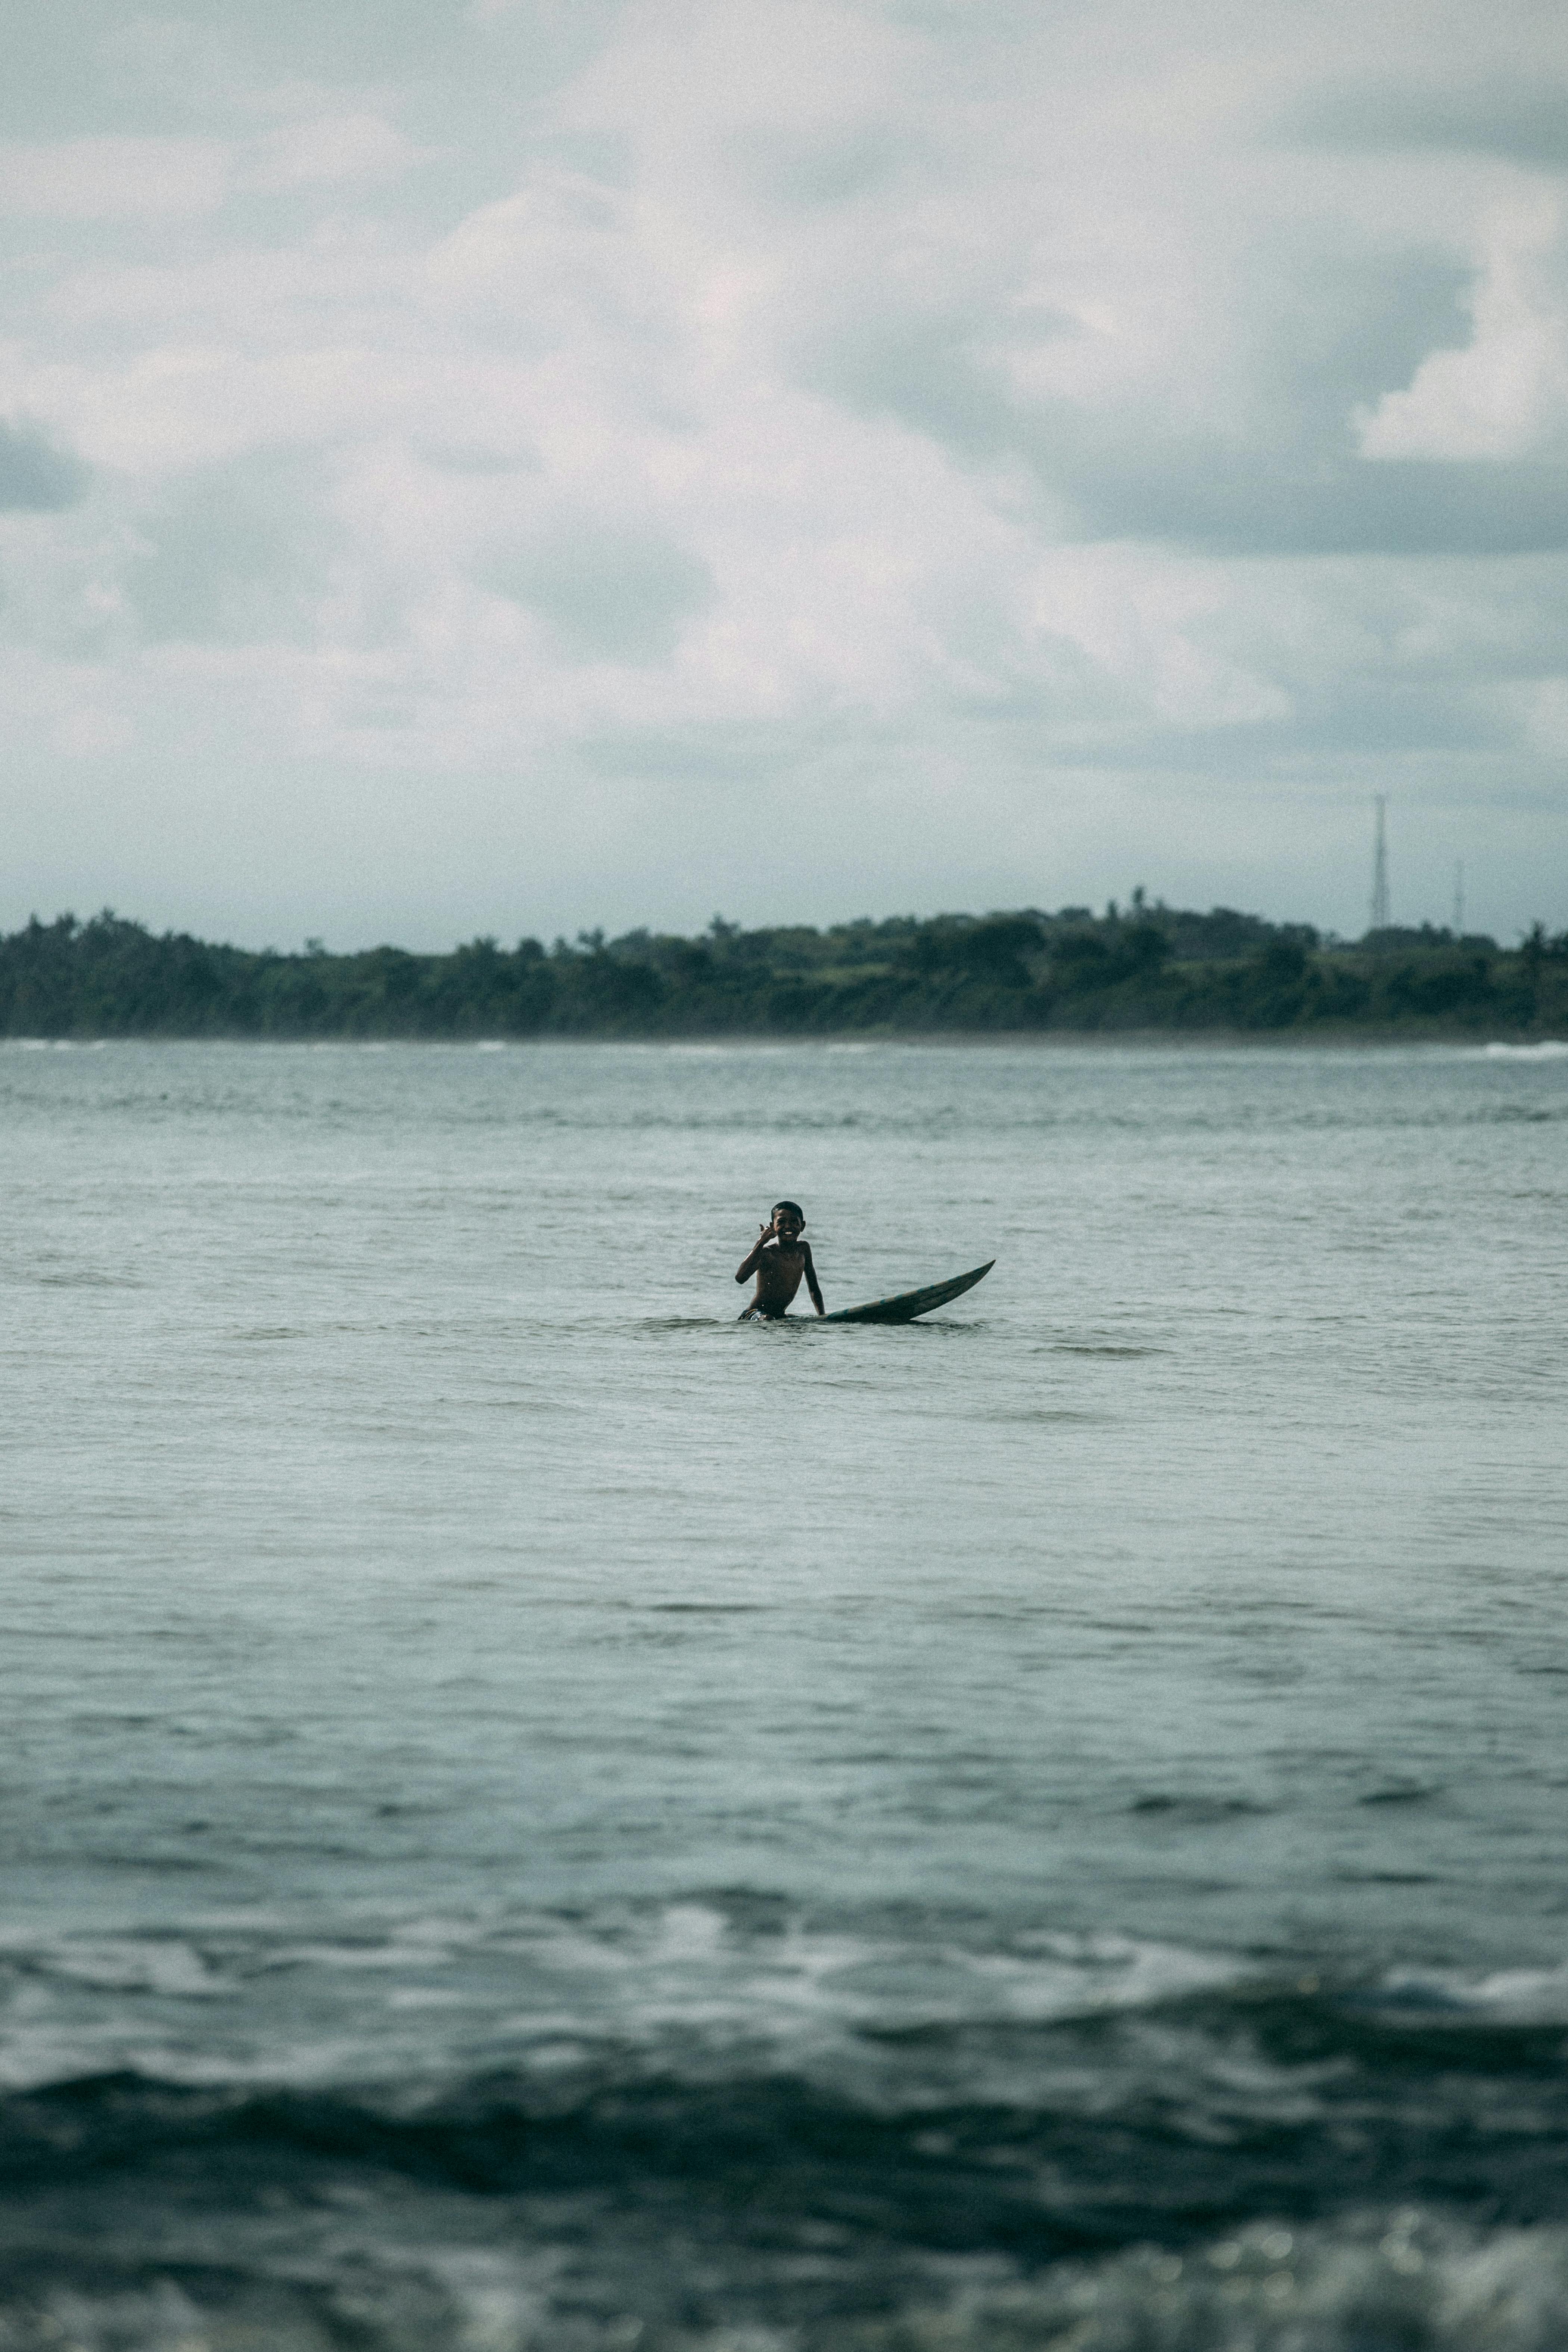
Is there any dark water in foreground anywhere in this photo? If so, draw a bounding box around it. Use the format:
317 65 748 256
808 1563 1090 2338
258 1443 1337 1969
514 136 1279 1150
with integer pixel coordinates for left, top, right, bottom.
3 1037 1567 2352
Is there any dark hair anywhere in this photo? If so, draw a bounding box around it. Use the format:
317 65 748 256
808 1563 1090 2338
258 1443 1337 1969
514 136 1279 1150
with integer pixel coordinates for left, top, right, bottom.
772 1200 805 1222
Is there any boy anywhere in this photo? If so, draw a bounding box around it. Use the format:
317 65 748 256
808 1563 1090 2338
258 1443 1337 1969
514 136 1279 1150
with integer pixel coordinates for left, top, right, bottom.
736 1201 825 1319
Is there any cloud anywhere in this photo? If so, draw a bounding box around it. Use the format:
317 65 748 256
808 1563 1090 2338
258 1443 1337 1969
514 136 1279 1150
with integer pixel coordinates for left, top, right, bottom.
244 113 427 193
121 461 335 646
476 523 715 662
2 0 1567 944
0 419 90 511
24 343 419 474
1358 198 1568 461
0 137 232 220
795 264 1568 554
0 113 419 223
1281 76 1568 170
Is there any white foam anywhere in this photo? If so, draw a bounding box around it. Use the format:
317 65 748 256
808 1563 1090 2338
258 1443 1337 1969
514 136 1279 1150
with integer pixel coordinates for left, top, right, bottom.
35 1938 227 1997
869 2215 1568 2352
483 1908 1256 2056
1379 1959 1568 2023
648 1902 730 1961
0 2025 134 2093
970 1933 1250 2021
15 2213 1568 2352
1482 1040 1568 1058
415 2249 550 2352
271 1939 458 1971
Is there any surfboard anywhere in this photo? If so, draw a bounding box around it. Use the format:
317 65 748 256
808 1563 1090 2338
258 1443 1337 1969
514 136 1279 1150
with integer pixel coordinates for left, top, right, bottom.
821 1260 995 1324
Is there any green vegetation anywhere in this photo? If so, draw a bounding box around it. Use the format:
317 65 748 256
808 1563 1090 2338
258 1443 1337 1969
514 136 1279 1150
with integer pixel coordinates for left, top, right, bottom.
3 901 1565 1040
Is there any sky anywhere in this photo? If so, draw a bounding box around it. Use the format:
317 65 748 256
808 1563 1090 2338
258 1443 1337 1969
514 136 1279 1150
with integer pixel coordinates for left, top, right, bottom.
2 0 1567 951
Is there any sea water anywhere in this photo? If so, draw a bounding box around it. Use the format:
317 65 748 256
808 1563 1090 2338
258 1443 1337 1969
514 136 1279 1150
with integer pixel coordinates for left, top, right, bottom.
3 1036 1567 2352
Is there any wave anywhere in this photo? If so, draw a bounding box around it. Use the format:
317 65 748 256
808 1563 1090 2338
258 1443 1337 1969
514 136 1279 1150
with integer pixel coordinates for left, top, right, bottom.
3 2057 1568 2352
4 2205 1567 2352
7 1920 1568 2351
6 1967 1568 2221
835 2219 1568 2352
9 1902 1568 2085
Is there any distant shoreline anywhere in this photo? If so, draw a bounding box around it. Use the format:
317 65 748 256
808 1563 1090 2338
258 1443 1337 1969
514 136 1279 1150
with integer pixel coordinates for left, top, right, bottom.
4 905 1565 1043
5 1027 1565 1051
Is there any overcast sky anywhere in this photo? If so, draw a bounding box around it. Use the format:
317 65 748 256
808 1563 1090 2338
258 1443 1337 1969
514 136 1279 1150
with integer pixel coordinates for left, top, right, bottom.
3 0 1566 949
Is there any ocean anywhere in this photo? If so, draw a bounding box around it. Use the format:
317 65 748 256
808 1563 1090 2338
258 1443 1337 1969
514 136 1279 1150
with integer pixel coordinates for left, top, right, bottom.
3 1035 1567 2352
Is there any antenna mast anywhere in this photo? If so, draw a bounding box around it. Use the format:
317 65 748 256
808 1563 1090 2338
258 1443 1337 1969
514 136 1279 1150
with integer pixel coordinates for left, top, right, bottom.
1453 859 1465 936
1370 796 1390 932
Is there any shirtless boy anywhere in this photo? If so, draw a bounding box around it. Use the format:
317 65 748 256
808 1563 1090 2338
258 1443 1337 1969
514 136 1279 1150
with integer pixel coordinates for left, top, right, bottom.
735 1201 825 1319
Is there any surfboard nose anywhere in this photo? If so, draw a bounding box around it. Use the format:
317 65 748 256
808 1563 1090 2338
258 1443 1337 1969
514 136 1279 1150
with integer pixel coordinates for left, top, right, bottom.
822 1259 995 1324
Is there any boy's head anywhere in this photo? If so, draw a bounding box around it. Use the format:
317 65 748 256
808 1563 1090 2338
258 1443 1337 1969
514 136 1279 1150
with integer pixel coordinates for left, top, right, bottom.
771 1200 805 1236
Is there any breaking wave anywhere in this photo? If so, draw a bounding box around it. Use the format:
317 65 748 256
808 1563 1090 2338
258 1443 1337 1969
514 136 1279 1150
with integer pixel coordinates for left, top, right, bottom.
4 1928 1568 2349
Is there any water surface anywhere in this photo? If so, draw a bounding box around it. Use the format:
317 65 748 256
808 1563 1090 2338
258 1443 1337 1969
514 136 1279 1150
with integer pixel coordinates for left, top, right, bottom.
4 1038 1567 2350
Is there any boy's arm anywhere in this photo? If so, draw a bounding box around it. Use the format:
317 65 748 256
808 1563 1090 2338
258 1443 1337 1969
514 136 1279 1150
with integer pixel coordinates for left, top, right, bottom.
736 1221 775 1282
803 1242 825 1316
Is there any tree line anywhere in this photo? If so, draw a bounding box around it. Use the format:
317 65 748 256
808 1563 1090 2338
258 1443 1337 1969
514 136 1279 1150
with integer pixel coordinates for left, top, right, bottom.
3 902 1565 1039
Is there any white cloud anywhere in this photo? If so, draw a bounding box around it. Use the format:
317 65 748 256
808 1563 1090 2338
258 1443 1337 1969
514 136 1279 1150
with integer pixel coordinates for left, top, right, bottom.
1359 194 1568 459
0 112 419 225
0 137 233 219
245 113 426 193
16 343 417 473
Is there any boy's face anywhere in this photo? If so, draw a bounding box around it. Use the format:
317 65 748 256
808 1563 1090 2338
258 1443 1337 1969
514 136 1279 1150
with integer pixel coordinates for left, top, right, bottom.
773 1209 803 1242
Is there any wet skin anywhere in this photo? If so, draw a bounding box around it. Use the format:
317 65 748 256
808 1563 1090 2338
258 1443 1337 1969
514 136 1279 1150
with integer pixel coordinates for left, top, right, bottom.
735 1211 825 1317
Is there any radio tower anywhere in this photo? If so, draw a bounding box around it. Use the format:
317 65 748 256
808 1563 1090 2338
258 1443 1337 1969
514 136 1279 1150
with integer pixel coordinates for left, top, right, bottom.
1453 860 1465 936
1369 796 1390 933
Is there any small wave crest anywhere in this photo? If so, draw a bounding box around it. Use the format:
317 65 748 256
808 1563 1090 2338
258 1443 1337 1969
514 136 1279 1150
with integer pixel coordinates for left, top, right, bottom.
0 1908 1257 2097
7 1905 1568 2102
1360 1959 1568 2025
830 2216 1568 2352
7 1948 1568 2224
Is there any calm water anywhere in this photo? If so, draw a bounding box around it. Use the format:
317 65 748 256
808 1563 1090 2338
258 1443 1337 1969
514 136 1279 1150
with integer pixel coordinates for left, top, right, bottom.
3 1037 1567 2352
